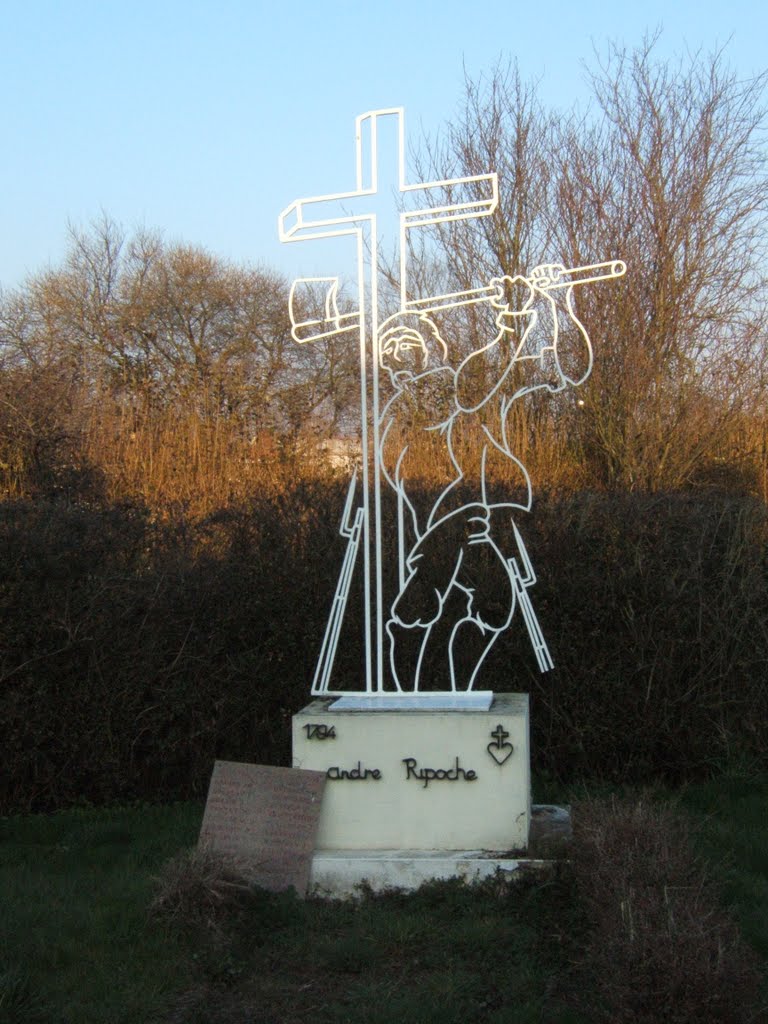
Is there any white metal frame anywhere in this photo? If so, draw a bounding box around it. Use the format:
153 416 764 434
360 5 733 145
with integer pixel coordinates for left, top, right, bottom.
278 108 625 699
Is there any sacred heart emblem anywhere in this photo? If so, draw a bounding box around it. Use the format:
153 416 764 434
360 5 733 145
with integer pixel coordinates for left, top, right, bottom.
487 724 514 766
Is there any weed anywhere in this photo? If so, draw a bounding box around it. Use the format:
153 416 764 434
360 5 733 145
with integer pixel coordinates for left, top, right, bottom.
569 794 766 1023
0 964 53 1024
150 846 251 940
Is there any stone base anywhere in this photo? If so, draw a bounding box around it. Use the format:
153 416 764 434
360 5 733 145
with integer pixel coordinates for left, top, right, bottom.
293 693 530 852
308 849 550 897
307 805 571 897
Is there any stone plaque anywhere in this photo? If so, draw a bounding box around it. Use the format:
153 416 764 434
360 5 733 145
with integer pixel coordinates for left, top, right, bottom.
198 761 326 894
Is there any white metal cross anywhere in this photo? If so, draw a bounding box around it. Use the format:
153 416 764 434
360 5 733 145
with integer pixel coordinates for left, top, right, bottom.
278 107 498 695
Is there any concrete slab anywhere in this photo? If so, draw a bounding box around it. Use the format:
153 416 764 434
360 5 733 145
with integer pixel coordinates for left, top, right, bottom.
329 692 493 711
307 804 571 897
308 849 552 897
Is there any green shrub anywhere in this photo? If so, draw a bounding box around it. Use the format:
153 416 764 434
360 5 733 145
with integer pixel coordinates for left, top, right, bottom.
1 489 766 812
527 492 768 781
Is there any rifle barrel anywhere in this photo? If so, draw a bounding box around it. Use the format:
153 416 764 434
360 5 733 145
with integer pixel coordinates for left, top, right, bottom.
405 260 626 316
532 260 626 290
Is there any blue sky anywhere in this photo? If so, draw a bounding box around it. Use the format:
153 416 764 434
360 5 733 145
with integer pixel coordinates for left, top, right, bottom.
1 0 766 290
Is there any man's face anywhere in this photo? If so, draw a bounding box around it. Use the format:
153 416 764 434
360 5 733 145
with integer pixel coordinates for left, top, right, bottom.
380 328 429 380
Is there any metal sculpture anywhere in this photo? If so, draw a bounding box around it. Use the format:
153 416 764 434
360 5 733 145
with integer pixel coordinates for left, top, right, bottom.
279 107 624 701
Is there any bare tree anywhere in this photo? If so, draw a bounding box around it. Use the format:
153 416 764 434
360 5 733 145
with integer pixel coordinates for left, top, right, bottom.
0 218 359 435
412 61 555 357
415 39 768 493
0 219 364 499
551 37 768 490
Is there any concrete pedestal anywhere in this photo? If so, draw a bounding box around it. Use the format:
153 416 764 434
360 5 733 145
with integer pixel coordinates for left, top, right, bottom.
292 693 530 853
304 805 571 897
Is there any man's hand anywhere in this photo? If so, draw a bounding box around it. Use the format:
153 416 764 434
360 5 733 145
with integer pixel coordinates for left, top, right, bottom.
527 263 568 290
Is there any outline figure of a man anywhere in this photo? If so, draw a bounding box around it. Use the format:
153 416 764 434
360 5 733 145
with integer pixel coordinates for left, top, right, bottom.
378 264 591 691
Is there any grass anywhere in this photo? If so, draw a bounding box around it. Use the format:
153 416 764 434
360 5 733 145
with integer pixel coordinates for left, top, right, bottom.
1 777 767 1023
0 802 201 1024
679 773 768 961
165 872 583 1024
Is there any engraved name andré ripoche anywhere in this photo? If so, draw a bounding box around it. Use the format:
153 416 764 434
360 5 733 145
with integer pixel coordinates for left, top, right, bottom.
402 756 478 788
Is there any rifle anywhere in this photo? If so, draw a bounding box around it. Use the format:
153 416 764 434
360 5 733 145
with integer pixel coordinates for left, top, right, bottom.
311 471 364 695
289 261 626 344
508 521 554 673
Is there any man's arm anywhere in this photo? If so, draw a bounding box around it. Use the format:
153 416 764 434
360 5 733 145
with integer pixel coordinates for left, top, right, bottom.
454 275 535 413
